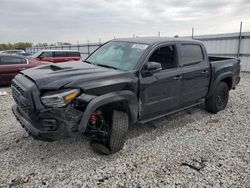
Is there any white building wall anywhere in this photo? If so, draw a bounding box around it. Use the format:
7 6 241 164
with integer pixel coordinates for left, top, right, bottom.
193 32 250 72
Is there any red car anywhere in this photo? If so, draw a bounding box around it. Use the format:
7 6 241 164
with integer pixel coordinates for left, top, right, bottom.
0 55 44 86
31 50 81 63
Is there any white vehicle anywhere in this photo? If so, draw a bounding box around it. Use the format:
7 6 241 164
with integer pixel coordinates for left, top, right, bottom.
0 50 26 56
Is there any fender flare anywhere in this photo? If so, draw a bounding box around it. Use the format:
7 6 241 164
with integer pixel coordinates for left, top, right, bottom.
78 90 138 133
207 72 233 98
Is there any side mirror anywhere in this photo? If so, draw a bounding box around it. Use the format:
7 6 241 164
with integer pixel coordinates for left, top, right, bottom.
142 62 162 76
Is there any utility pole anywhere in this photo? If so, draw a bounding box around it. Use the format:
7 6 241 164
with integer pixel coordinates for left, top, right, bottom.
237 21 243 58
192 28 194 39
77 40 79 51
87 40 90 55
158 31 160 37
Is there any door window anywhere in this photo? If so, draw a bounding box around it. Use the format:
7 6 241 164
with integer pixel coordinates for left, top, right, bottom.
66 52 80 57
181 44 203 66
39 52 53 58
0 56 26 65
53 52 66 57
148 45 177 70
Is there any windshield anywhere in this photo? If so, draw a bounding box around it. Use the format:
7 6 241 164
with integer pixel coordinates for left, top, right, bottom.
30 51 42 58
86 41 149 71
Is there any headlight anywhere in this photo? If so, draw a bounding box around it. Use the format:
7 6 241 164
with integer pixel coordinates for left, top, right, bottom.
41 89 80 108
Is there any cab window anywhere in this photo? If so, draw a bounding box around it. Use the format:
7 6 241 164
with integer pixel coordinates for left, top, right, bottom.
54 52 66 57
66 52 80 57
181 44 203 66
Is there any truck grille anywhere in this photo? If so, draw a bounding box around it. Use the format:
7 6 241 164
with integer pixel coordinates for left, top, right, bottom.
11 81 33 116
11 81 25 95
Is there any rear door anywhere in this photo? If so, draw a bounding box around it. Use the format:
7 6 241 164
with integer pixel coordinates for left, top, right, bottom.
66 52 81 61
139 44 182 120
53 51 68 63
179 43 210 105
0 56 29 85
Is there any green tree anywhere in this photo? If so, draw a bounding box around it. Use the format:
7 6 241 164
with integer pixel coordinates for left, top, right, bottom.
0 42 32 51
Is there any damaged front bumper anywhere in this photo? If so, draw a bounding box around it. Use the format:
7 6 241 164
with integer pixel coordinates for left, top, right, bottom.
11 74 86 141
12 104 83 141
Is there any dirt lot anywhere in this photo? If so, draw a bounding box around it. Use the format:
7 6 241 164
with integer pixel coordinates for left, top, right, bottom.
0 74 249 188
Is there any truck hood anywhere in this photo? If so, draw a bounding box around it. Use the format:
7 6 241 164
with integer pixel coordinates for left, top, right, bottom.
21 61 136 90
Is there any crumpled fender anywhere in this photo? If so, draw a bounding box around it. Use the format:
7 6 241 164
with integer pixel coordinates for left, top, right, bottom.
78 90 138 133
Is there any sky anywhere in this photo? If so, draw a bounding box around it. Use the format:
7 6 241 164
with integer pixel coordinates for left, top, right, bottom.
0 0 250 44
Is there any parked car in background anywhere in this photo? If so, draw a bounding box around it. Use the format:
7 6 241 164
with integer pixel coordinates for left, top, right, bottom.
22 52 33 56
0 55 44 86
31 50 81 63
0 50 26 56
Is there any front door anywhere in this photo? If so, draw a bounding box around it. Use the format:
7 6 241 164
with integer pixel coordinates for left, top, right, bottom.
139 44 182 120
38 51 54 62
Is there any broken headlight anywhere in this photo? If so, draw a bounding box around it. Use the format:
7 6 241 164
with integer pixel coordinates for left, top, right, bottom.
41 89 80 108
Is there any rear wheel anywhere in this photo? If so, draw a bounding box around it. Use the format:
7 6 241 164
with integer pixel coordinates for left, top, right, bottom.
205 82 229 114
90 110 129 155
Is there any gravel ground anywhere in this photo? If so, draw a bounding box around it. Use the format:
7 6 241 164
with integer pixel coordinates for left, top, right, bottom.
0 74 249 188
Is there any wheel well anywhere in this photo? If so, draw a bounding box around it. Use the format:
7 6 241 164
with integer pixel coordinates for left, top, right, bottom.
98 101 131 122
221 77 232 90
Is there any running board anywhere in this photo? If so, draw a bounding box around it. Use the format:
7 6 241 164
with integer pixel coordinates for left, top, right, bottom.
138 100 204 124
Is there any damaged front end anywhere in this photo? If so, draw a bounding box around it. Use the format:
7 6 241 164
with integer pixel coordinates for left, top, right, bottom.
11 74 88 141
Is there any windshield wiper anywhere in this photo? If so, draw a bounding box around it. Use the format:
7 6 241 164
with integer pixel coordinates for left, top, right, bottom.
95 64 118 70
84 60 95 65
84 60 118 70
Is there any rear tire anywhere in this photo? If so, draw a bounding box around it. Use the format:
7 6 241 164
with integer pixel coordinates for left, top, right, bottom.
205 82 229 114
90 110 129 155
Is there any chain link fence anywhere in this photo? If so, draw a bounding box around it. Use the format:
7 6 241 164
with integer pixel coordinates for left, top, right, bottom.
27 31 250 71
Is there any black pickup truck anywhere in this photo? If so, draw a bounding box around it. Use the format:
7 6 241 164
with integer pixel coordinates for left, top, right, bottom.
11 37 240 154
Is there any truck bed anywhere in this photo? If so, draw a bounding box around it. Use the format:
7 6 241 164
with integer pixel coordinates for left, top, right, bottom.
208 56 236 62
207 55 240 98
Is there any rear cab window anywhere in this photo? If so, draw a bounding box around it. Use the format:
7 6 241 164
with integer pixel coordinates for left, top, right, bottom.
181 44 204 66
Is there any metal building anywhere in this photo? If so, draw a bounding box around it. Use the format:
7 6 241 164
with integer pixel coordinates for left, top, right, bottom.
194 32 250 72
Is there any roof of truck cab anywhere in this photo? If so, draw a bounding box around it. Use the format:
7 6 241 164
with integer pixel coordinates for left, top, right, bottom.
112 37 202 45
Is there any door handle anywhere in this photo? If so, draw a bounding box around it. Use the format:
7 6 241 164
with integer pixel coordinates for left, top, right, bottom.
173 75 183 80
201 70 209 74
